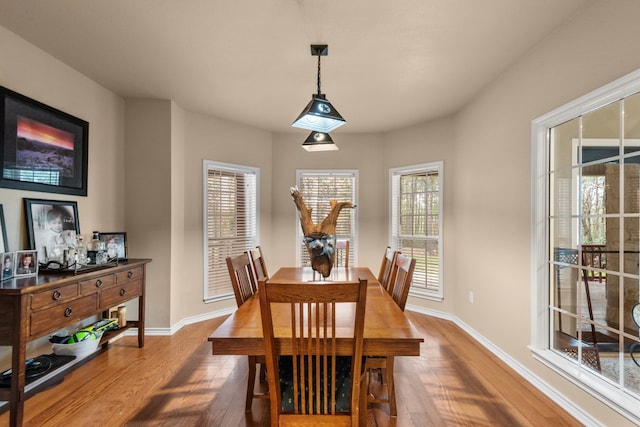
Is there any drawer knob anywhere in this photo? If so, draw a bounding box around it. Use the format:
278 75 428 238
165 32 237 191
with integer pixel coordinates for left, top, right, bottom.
96 279 103 287
120 288 126 296
52 290 62 301
64 307 73 317
127 271 134 279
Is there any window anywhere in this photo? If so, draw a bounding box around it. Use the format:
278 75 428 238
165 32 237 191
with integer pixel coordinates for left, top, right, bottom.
390 162 443 301
203 160 258 302
532 69 640 424
295 170 357 267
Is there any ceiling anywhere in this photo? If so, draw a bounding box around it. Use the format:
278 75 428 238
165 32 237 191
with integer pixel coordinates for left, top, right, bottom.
0 0 590 134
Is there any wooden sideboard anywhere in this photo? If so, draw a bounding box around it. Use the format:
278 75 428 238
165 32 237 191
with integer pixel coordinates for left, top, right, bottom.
0 258 151 427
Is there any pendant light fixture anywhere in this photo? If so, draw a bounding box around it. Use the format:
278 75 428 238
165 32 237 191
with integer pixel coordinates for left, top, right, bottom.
302 131 338 151
291 44 346 133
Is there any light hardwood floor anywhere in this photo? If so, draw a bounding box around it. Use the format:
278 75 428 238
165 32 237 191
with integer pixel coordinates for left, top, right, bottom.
0 312 582 427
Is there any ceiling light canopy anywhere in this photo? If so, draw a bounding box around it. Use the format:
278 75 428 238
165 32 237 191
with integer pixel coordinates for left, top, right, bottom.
292 44 346 133
302 131 338 152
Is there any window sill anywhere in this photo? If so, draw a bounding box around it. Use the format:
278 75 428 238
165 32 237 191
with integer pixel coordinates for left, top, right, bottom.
409 290 444 302
530 347 640 425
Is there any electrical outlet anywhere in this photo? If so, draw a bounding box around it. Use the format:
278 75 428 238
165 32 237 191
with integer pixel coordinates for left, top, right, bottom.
469 291 474 304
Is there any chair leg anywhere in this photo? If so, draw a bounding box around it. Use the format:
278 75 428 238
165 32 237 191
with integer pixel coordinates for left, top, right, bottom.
259 362 267 382
359 370 369 427
387 357 396 417
246 356 257 412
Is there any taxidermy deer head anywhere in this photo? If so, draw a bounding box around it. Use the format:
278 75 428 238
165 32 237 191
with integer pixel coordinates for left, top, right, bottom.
290 187 356 277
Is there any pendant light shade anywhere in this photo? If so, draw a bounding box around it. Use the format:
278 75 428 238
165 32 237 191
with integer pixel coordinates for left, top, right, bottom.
302 131 338 151
292 94 345 133
292 45 346 133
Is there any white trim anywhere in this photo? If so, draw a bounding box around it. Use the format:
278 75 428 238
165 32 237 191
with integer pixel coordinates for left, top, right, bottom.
126 306 237 337
533 69 640 127
531 349 640 425
389 161 444 301
202 160 260 302
530 119 549 350
294 169 359 266
531 68 640 424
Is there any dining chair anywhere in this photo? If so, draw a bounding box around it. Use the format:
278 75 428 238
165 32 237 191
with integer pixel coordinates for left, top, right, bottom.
225 253 268 411
387 253 416 312
226 252 258 306
377 246 398 292
257 277 368 426
365 253 416 416
335 238 350 268
248 245 269 280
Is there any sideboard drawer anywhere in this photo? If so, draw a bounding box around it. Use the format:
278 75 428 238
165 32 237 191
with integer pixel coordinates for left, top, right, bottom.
80 274 115 295
116 267 143 284
99 280 142 309
30 293 99 338
31 283 79 311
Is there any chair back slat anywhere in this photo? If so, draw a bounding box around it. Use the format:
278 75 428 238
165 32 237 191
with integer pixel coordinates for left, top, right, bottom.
226 253 257 307
258 278 367 426
388 254 416 311
335 239 350 268
249 245 269 280
377 247 399 292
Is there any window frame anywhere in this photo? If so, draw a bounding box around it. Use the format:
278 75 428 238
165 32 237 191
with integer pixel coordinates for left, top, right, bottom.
294 169 358 267
531 69 640 424
390 162 444 301
202 160 259 303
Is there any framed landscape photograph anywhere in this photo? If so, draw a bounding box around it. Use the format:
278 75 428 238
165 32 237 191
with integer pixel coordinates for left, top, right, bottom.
24 198 80 262
99 232 127 260
0 204 7 253
14 250 38 277
0 86 89 196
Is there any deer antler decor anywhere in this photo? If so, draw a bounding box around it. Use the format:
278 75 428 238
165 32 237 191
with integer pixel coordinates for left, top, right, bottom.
290 187 356 277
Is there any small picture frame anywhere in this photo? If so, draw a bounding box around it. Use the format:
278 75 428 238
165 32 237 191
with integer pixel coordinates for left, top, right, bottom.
99 232 127 260
0 204 7 253
1 251 15 281
15 250 38 277
24 198 80 262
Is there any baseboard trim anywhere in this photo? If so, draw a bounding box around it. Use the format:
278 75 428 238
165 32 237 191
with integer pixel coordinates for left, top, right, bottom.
125 306 236 337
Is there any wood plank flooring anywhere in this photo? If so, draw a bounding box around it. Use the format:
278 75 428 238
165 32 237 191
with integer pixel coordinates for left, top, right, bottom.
0 312 582 426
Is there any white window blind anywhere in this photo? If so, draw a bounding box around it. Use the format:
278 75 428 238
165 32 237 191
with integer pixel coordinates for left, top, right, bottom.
390 162 443 300
203 160 258 302
295 170 357 267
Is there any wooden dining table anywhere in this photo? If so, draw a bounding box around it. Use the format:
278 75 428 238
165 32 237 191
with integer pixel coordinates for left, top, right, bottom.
208 266 424 358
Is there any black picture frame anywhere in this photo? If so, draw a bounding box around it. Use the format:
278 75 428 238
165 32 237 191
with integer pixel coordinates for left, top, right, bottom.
24 198 80 262
0 86 89 196
0 204 7 253
99 232 127 260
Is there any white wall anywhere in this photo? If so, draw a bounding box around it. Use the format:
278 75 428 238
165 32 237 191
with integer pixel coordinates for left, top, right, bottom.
270 132 386 273
0 27 126 247
124 99 173 327
425 1 640 425
2 0 640 423
0 25 126 362
179 111 273 320
383 116 456 313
